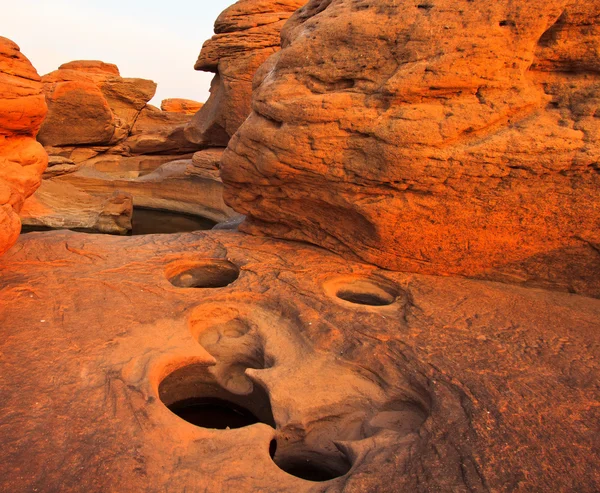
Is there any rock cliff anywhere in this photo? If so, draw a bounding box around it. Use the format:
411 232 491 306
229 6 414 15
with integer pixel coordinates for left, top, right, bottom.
0 37 47 255
222 0 600 298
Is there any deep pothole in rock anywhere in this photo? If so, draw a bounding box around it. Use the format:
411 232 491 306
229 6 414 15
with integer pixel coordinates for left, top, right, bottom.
324 276 402 307
158 363 276 429
161 305 432 484
167 397 261 429
269 439 352 482
166 259 240 288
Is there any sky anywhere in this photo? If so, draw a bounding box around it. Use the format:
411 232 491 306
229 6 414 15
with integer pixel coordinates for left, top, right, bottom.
2 0 238 106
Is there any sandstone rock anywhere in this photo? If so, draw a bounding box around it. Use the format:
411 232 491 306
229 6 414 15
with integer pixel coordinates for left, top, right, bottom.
184 0 307 146
38 61 157 147
161 98 203 115
222 0 600 298
29 60 213 233
20 180 132 234
116 105 203 155
53 149 238 223
0 36 47 256
0 229 598 491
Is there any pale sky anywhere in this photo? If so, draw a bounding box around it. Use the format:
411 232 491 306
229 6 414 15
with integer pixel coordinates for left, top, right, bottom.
3 0 238 106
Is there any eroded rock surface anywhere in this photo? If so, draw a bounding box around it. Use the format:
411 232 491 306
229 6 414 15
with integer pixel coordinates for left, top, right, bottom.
184 0 307 146
222 0 600 298
20 181 132 234
50 149 238 224
0 37 47 256
0 230 598 491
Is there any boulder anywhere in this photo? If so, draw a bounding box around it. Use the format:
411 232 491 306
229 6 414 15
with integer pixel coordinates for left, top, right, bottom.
26 61 214 233
0 37 47 256
184 0 307 146
222 0 600 298
38 61 157 147
161 98 203 115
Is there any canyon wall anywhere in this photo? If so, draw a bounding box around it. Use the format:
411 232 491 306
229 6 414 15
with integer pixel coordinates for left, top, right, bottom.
0 37 47 255
222 0 600 297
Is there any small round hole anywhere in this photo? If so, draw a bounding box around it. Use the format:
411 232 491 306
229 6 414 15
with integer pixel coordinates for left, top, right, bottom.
324 276 401 307
166 260 239 288
167 397 260 429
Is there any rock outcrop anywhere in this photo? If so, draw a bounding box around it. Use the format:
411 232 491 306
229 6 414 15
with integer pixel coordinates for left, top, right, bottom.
21 61 228 234
20 181 132 234
1 230 599 491
184 0 307 146
161 98 203 115
38 61 200 167
0 37 47 256
222 0 600 298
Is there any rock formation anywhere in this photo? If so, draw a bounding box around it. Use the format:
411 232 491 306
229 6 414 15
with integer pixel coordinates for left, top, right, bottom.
38 60 200 173
22 62 236 233
221 0 600 298
1 230 598 491
2 1 600 490
0 37 47 256
161 98 203 115
184 0 307 146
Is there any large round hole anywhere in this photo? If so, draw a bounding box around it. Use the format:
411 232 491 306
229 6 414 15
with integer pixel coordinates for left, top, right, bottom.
166 260 239 288
336 290 393 306
167 397 260 430
158 364 275 430
324 276 401 307
271 444 351 482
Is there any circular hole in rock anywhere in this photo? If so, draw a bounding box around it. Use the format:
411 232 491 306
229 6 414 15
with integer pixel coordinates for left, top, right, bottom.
167 397 260 430
325 276 400 307
271 441 351 482
167 260 240 289
336 290 393 306
158 363 275 429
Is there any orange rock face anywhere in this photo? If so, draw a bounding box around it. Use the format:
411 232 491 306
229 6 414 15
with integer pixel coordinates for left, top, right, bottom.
184 0 307 146
222 0 600 298
38 61 157 147
1 230 599 491
0 37 47 256
161 98 203 115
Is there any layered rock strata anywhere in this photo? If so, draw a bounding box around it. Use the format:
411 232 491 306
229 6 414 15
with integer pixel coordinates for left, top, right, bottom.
38 61 202 173
0 37 47 256
221 0 600 298
49 148 238 224
0 230 598 491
